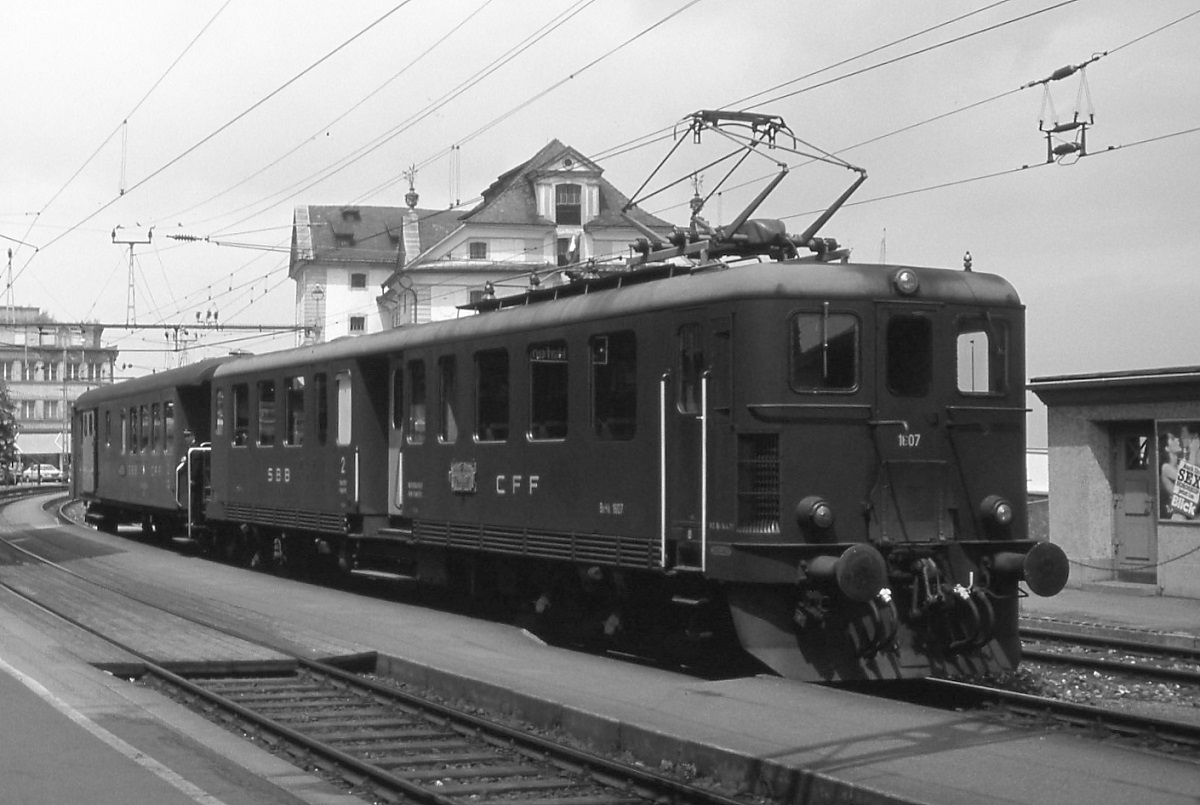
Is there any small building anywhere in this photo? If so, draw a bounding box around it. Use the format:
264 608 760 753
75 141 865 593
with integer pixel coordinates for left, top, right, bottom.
0 308 117 474
1030 366 1200 598
289 140 673 343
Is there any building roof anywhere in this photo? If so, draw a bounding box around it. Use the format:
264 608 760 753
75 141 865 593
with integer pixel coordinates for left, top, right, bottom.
1029 365 1200 406
290 204 462 277
459 139 673 231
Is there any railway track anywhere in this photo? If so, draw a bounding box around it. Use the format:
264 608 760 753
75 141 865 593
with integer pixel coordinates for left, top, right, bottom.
923 676 1200 755
0 510 752 805
1019 625 1200 687
911 626 1200 757
148 660 736 805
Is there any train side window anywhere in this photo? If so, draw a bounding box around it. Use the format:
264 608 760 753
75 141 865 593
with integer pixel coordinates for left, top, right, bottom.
314 373 329 445
591 332 636 440
284 376 305 446
529 341 568 440
887 315 932 397
790 312 859 391
407 360 426 445
391 367 404 433
164 402 175 451
677 324 704 414
438 356 458 444
232 384 250 446
258 380 276 446
956 316 1008 395
105 410 111 447
140 406 151 452
120 410 128 454
215 390 226 438
475 349 509 442
336 371 352 447
127 407 137 453
151 403 161 451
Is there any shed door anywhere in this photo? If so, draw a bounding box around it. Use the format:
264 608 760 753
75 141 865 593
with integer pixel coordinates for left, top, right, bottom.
1113 426 1156 583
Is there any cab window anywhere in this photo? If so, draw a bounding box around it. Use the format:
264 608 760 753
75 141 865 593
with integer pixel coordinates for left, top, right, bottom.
956 316 1008 395
790 311 858 391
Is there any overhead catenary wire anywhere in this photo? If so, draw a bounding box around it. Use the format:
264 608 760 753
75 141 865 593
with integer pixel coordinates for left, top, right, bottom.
13 0 417 286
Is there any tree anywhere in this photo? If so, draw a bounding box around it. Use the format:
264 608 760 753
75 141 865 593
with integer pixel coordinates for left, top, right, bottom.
0 380 17 477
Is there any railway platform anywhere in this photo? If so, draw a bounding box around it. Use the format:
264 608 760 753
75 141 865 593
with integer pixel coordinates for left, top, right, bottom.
3 504 1200 805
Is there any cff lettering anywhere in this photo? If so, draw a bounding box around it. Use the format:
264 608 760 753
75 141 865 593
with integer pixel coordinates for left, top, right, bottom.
495 474 540 495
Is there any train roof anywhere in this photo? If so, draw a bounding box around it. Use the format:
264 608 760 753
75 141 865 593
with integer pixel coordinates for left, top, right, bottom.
211 259 1021 380
75 356 236 408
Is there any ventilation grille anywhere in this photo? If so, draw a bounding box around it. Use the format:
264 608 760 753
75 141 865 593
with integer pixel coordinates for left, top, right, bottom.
224 503 344 534
413 521 659 568
738 433 780 534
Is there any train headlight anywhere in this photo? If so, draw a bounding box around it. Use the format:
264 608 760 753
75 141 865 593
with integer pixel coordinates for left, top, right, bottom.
796 496 835 530
892 268 919 296
980 494 1014 526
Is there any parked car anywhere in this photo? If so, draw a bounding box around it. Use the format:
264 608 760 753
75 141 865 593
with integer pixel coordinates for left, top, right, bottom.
23 464 63 483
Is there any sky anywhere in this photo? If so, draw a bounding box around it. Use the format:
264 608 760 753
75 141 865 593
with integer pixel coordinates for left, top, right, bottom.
2 0 1199 445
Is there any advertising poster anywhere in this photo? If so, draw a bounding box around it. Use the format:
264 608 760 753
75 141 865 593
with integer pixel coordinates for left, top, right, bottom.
1158 421 1200 522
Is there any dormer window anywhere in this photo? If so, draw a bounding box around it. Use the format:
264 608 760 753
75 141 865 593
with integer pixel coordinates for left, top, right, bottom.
469 242 488 260
341 208 361 221
555 183 581 225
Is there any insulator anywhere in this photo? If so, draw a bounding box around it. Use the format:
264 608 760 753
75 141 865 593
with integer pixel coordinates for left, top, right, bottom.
1052 142 1082 157
1049 64 1078 82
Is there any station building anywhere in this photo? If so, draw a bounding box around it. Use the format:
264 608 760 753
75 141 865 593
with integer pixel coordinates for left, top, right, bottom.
1030 366 1200 599
0 308 117 475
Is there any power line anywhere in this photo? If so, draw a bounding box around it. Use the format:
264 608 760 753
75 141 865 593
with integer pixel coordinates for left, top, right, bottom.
14 0 417 285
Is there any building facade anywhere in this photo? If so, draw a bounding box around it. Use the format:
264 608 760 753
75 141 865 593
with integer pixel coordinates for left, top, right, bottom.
1030 366 1200 599
0 307 117 474
289 140 673 343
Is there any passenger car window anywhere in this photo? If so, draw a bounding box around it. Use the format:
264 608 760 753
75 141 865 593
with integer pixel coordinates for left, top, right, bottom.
790 311 858 391
214 390 225 438
475 350 509 442
284 376 305 446
258 380 276 446
439 356 458 444
232 384 250 446
529 342 568 440
314 373 328 445
336 371 352 447
591 332 636 440
407 361 426 445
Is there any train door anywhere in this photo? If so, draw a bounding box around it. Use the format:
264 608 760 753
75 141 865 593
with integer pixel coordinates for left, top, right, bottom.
662 315 712 570
77 408 98 495
1112 424 1157 583
871 304 953 542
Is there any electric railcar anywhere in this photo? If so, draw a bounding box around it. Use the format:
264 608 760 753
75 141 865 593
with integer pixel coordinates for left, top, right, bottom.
72 251 1069 682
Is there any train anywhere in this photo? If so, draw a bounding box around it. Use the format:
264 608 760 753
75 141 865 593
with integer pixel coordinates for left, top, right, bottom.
70 112 1069 682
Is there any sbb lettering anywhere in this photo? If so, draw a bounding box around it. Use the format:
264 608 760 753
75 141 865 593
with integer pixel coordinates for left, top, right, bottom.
266 467 291 483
